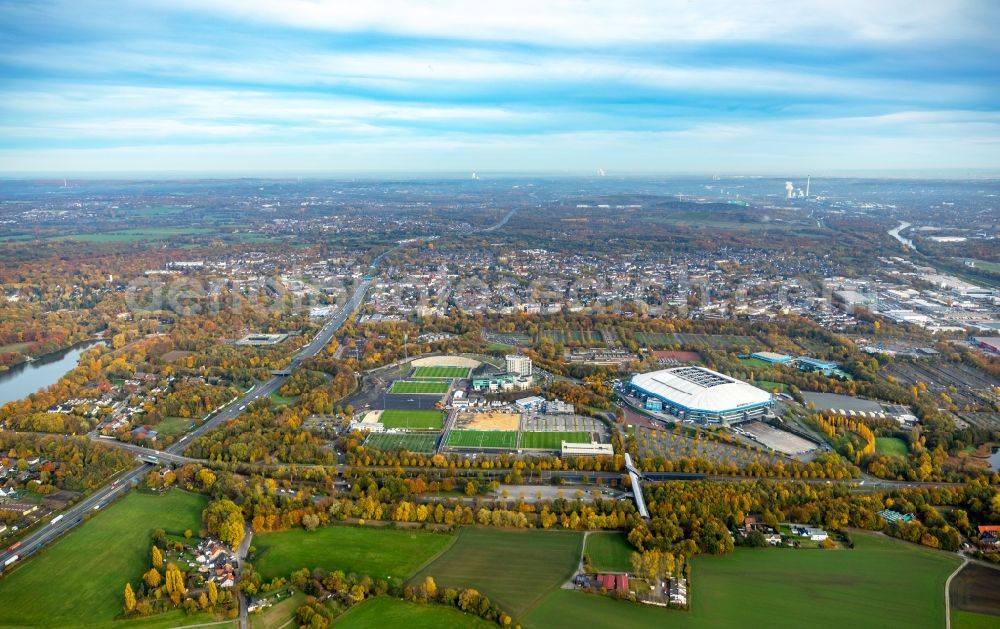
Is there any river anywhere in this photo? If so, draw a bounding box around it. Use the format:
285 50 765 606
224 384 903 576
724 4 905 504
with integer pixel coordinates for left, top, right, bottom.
888 221 917 251
0 340 104 407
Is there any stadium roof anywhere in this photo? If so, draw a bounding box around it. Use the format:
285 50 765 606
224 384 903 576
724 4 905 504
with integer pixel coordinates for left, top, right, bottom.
630 366 772 413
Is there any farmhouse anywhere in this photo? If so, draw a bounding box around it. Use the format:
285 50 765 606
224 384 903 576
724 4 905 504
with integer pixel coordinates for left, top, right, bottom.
630 366 773 425
978 524 1000 549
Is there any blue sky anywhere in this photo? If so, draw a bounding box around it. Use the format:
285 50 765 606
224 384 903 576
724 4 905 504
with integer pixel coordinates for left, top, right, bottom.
1 0 998 174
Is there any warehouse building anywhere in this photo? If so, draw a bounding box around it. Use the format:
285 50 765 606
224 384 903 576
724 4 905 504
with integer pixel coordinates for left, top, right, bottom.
630 366 773 425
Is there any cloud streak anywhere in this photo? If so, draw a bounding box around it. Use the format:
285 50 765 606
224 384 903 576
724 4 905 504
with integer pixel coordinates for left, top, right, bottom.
0 0 997 173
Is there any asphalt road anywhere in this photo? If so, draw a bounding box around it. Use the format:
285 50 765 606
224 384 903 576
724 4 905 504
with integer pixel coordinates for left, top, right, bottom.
0 214 509 571
0 276 374 570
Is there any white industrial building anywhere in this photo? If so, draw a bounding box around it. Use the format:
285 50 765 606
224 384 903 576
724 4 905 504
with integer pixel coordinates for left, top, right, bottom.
630 366 773 425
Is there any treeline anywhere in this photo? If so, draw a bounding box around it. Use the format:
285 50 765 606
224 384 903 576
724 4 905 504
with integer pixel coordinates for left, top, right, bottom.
0 433 134 492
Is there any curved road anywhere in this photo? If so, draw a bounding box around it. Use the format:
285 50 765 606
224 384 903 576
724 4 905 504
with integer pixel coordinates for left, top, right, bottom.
0 211 516 571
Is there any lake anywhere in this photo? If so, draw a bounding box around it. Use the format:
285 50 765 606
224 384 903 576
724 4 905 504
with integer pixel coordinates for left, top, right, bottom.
0 341 104 407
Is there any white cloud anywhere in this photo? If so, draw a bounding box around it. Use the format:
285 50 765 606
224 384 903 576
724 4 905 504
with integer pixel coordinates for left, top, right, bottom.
166 0 995 46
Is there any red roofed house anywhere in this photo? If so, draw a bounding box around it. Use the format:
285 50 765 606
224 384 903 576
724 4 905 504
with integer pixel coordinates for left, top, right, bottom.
978 525 1000 549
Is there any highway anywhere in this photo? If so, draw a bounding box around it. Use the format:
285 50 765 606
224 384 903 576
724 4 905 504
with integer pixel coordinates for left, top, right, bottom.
0 213 512 571
0 276 374 570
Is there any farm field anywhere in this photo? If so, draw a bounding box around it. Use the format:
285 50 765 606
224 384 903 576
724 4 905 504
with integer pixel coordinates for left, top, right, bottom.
57 227 213 242
875 437 909 457
378 409 445 430
953 611 1000 629
520 431 591 450
584 532 633 572
445 430 518 449
253 525 455 582
0 490 210 629
949 563 1000 618
541 329 605 347
389 380 451 395
412 366 469 379
333 596 497 629
364 432 440 453
525 532 959 629
412 527 583 619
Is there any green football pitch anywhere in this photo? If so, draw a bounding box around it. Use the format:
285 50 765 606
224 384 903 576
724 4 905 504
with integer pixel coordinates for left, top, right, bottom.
445 430 518 449
378 409 445 430
389 380 451 395
520 431 591 449
412 366 469 378
365 432 440 453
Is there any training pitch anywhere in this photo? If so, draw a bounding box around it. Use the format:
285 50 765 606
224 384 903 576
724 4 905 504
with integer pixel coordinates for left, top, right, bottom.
390 380 451 395
445 430 518 449
378 409 445 430
412 366 469 379
520 431 591 449
365 432 440 453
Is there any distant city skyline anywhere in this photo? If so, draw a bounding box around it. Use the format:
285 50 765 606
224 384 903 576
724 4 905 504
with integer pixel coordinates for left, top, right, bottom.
1 0 998 174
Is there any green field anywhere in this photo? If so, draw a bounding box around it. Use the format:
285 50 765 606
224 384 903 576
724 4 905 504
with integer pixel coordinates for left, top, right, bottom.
445 430 518 449
412 366 469 379
524 532 959 629
364 432 440 453
876 437 909 457
739 357 773 369
389 380 451 395
153 416 195 437
254 525 455 582
952 610 1000 629
0 490 210 628
333 596 497 629
413 527 582 618
57 227 213 242
250 590 306 629
379 409 445 430
584 532 634 572
520 431 591 450
754 380 789 394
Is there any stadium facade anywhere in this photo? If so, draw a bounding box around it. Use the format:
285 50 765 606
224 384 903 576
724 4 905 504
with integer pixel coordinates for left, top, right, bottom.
630 366 773 425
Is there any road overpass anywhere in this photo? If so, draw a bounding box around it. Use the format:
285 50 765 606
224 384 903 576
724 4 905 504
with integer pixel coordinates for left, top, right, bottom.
0 213 517 571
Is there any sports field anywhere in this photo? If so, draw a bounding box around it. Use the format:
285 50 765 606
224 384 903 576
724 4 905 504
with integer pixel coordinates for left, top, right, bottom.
413 527 583 618
254 525 455 582
333 596 497 629
412 366 469 379
389 380 451 395
584 532 634 572
876 437 909 457
520 431 591 449
0 490 212 629
445 429 518 449
524 531 959 629
365 432 440 453
379 409 445 430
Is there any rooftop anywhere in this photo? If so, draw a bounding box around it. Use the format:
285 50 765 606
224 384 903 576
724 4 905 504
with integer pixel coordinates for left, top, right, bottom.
631 366 772 413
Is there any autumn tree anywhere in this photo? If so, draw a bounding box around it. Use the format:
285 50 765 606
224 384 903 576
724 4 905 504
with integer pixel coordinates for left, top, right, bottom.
123 583 136 613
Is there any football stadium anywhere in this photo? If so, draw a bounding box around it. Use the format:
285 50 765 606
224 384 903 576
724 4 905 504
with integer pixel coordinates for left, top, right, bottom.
630 366 774 425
